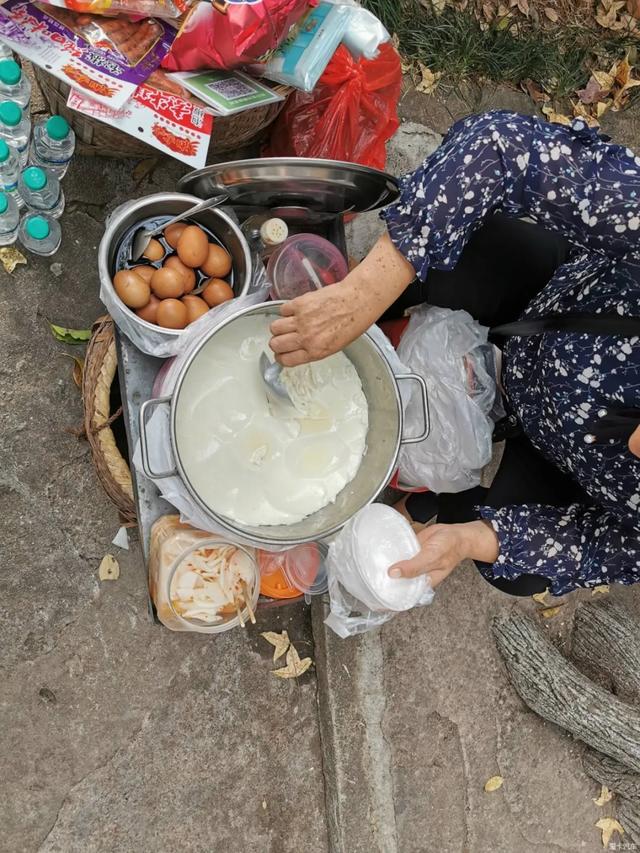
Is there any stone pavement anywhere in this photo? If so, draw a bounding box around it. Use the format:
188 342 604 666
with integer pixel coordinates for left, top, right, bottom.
2 81 639 852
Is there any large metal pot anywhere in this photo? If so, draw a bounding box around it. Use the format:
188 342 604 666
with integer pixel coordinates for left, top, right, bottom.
98 192 253 343
139 303 429 547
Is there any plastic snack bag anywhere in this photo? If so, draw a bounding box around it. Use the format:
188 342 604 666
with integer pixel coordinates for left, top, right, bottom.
396 306 500 493
261 2 352 92
162 0 312 72
32 0 192 20
265 41 401 170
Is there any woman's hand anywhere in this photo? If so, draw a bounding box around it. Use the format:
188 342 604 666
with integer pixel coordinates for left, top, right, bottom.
388 520 500 588
269 232 416 367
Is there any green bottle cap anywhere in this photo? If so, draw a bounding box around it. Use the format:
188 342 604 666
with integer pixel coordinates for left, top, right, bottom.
23 167 46 191
0 60 21 86
0 101 21 127
46 115 70 141
0 193 9 215
26 216 50 240
0 140 10 163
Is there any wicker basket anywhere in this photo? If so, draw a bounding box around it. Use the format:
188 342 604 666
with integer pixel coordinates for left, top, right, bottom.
83 315 137 525
34 67 290 160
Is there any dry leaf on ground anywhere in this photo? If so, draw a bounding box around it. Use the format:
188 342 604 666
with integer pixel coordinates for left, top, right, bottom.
595 817 624 847
272 644 312 679
50 324 91 344
261 630 290 662
0 246 27 273
532 589 550 605
98 554 120 581
592 584 610 596
522 78 548 106
484 775 504 792
416 62 442 96
544 6 559 21
593 784 613 806
542 104 572 125
541 604 565 619
62 354 84 387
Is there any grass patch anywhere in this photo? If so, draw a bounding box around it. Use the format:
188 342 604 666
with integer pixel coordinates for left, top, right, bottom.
362 0 639 98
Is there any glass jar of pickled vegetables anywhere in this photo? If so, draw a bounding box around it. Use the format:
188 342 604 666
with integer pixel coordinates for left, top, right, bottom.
149 515 259 633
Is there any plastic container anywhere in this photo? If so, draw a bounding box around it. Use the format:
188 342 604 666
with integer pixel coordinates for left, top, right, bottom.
267 233 348 301
0 191 19 245
31 115 76 179
149 515 260 633
0 60 30 110
0 101 30 167
0 139 21 206
18 166 65 219
18 213 61 257
241 215 289 260
258 543 328 600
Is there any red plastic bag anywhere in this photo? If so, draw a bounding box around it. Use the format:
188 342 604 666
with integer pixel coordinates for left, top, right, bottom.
265 42 401 170
162 0 312 72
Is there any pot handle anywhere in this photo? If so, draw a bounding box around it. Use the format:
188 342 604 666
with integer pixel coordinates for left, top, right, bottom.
397 373 430 445
139 397 178 480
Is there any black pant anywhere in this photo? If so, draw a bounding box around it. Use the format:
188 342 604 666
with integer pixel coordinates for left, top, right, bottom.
393 214 589 597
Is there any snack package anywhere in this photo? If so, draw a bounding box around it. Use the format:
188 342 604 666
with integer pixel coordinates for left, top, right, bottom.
68 70 213 167
162 0 312 72
261 2 352 92
0 0 174 107
265 41 401 170
32 0 191 20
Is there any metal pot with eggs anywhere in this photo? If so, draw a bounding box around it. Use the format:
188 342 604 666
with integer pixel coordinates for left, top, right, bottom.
138 301 430 548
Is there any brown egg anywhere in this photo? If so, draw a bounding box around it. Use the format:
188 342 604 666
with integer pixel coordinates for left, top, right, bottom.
164 255 196 293
151 266 184 299
201 243 232 278
136 294 161 324
113 269 151 309
143 238 165 262
202 278 234 307
156 298 188 329
176 225 209 268
133 265 155 284
164 222 187 248
182 294 210 323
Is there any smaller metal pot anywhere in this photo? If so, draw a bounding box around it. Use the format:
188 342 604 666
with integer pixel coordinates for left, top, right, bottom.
98 192 252 343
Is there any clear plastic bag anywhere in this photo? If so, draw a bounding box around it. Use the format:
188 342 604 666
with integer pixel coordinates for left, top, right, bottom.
324 504 434 638
396 306 500 493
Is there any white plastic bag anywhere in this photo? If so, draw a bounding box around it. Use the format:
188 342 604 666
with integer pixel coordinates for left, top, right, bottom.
325 505 434 638
397 306 499 493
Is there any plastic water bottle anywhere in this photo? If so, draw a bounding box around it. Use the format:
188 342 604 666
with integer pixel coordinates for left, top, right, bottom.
19 213 61 256
0 44 14 62
31 115 76 179
18 166 65 219
0 60 30 109
0 191 19 245
0 101 30 167
0 139 21 206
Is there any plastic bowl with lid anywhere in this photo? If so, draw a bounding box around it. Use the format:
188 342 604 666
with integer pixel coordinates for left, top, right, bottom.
267 233 348 301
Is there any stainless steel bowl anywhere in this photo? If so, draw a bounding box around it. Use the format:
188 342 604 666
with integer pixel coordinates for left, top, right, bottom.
140 302 429 547
98 192 252 342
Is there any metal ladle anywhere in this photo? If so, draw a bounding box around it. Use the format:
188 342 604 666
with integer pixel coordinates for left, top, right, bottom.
260 353 294 406
130 193 228 262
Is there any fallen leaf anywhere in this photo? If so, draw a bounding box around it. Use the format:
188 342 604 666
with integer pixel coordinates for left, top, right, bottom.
272 643 312 679
416 62 442 95
133 157 158 186
0 246 26 273
484 775 504 792
592 584 610 595
593 784 613 806
577 75 611 104
596 100 611 118
542 105 572 125
544 6 559 21
523 78 548 106
61 354 84 387
629 0 640 19
98 554 120 581
595 817 624 847
261 630 290 662
541 604 565 619
532 589 550 605
50 323 91 344
482 1 495 20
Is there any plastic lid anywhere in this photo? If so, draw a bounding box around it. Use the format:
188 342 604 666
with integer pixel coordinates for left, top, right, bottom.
281 543 328 596
23 167 47 191
0 60 20 86
267 233 349 301
0 139 10 162
0 101 21 127
0 193 8 214
26 215 50 240
259 217 288 247
47 115 70 141
258 552 303 600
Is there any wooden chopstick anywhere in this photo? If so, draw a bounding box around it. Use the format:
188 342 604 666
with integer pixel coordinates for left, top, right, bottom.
241 581 256 624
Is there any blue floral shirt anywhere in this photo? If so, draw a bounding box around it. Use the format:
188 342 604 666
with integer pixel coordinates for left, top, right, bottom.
381 110 640 595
